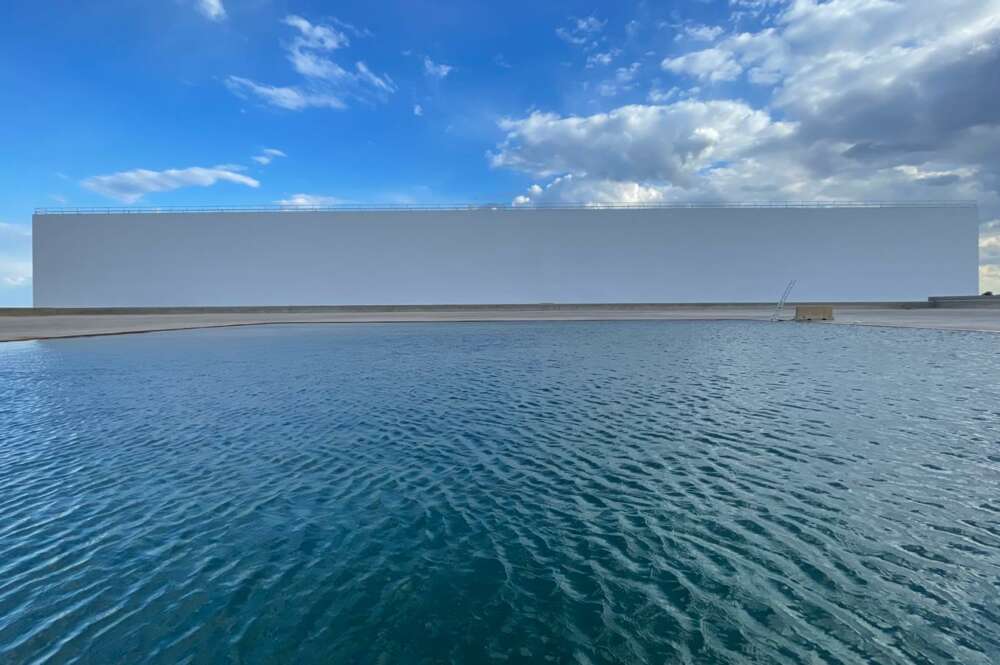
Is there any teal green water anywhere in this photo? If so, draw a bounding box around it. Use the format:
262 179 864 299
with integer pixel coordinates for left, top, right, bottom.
1 321 998 664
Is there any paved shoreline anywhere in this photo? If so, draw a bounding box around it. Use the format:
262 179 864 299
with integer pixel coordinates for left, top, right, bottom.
2 304 1000 342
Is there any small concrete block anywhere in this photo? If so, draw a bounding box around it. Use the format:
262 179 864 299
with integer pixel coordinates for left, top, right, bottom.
795 305 834 321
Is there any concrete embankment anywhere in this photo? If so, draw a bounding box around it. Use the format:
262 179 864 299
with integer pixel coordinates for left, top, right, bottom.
1 301 999 342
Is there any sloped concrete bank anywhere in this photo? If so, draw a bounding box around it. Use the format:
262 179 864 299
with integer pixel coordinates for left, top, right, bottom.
1 302 999 342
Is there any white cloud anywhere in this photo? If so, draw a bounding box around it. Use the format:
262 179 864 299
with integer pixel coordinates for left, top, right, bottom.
728 0 788 24
494 0 1000 258
490 96 995 211
226 77 345 111
982 219 1000 261
894 164 975 187
596 62 641 97
586 49 621 67
284 14 350 52
617 62 640 83
981 220 1000 292
981 265 1000 293
226 15 393 111
413 104 423 116
0 259 31 287
283 15 351 80
647 86 680 103
0 222 31 239
355 62 394 92
494 53 512 68
423 57 453 79
681 24 724 42
0 223 33 289
491 100 795 185
275 194 342 207
513 174 671 206
252 148 286 165
195 0 226 22
556 16 606 46
81 166 260 204
662 48 742 82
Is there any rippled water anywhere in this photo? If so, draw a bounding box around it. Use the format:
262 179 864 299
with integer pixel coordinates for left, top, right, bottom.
1 321 999 664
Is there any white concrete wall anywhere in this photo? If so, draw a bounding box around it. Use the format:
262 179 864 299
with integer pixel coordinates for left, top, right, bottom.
32 206 980 306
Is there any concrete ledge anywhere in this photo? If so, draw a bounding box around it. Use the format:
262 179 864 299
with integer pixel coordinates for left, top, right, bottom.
928 295 1000 308
0 301 932 316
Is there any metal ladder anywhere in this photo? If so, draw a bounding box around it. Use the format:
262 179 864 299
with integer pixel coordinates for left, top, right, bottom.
771 280 796 321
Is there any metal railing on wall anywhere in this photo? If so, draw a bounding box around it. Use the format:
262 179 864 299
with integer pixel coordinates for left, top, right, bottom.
34 201 979 215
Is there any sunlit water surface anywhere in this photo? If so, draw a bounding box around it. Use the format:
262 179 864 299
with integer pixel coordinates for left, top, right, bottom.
1 321 998 664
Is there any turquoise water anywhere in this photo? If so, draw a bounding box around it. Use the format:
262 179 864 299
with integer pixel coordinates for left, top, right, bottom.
1 321 999 664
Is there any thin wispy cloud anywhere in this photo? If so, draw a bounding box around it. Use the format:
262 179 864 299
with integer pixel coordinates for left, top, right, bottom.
556 16 605 47
586 49 621 68
252 148 287 166
226 15 394 112
81 166 259 203
679 24 724 42
226 78 346 111
595 62 641 97
413 104 424 116
423 57 453 79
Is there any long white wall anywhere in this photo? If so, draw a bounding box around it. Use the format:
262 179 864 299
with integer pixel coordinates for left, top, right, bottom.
32 206 980 306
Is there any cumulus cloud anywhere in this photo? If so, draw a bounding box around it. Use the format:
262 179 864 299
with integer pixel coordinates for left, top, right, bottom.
423 57 453 79
226 15 394 111
275 194 342 207
497 98 990 208
195 0 225 22
252 148 287 165
513 175 672 206
664 0 1000 198
491 100 795 186
81 166 260 203
495 0 1000 288
413 104 423 116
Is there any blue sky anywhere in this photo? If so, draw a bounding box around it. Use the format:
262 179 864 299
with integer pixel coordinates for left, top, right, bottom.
1 0 999 305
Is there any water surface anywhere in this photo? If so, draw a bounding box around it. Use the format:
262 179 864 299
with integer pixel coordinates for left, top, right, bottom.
1 321 998 664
